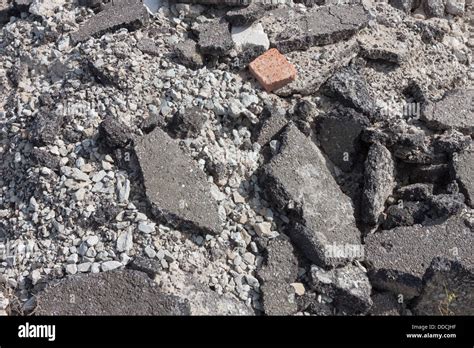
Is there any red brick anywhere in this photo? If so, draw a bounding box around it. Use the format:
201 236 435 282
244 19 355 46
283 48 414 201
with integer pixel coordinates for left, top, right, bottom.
249 48 297 92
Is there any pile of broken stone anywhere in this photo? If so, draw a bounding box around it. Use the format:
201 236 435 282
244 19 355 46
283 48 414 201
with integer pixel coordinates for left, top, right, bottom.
0 0 472 316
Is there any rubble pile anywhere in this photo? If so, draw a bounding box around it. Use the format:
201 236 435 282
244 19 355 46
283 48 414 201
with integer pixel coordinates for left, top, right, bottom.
0 0 472 316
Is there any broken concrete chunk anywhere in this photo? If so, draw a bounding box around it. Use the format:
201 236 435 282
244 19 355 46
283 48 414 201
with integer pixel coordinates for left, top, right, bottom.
323 66 376 118
197 20 234 56
134 127 222 235
263 124 361 267
35 270 191 315
70 1 149 43
275 39 359 97
421 89 474 134
452 147 474 207
257 236 299 315
311 264 373 315
365 216 474 299
414 257 474 315
175 39 204 69
249 48 297 92
361 143 396 225
99 115 133 149
231 22 269 52
261 4 370 53
226 3 266 26
317 107 370 172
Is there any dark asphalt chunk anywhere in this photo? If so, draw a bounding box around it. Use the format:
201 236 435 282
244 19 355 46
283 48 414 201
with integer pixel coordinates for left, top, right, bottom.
135 127 222 235
414 257 474 315
365 216 474 298
257 236 299 316
263 124 362 268
361 143 396 225
421 89 474 135
261 4 370 53
71 1 149 43
452 147 474 207
36 270 191 315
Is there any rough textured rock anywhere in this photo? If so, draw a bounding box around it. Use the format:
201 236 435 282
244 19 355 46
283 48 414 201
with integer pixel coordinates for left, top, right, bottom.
414 257 474 315
261 4 370 53
452 147 474 207
323 66 376 117
361 143 396 225
70 1 149 43
35 270 191 315
365 216 474 298
99 115 133 149
257 236 299 316
311 264 373 315
263 124 362 267
421 89 474 134
134 127 222 234
275 38 359 97
175 39 204 69
317 107 370 172
197 20 234 56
